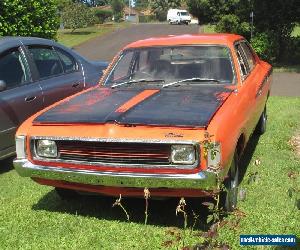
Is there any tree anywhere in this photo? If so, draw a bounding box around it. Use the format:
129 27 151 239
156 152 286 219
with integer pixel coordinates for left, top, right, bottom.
0 0 59 39
62 2 95 32
150 0 181 21
186 0 300 63
111 0 125 22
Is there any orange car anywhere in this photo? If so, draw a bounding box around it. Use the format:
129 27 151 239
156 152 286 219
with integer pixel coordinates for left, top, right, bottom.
14 34 272 211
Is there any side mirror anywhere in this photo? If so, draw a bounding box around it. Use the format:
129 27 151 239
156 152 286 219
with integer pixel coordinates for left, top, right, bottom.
0 80 7 92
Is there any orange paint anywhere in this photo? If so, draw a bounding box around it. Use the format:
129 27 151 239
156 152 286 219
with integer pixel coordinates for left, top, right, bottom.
115 89 159 113
16 34 272 198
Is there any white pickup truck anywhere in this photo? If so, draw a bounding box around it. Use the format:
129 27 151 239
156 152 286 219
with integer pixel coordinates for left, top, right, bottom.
167 9 191 25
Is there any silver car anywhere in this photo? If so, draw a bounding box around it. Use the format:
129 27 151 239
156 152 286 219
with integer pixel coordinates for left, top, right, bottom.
0 37 108 160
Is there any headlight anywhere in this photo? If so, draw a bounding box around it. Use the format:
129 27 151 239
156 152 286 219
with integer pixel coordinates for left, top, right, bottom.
16 135 26 159
171 145 196 164
36 140 58 158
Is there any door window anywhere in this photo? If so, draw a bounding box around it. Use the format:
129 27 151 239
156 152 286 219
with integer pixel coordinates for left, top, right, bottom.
28 46 63 79
0 48 30 89
55 48 78 73
240 42 256 71
235 44 249 79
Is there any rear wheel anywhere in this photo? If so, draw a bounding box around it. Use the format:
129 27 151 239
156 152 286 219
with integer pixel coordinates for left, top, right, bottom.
255 106 267 135
55 187 79 200
221 152 239 212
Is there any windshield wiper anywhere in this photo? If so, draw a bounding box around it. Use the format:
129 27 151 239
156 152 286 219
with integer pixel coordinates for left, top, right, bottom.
111 79 165 89
162 78 220 88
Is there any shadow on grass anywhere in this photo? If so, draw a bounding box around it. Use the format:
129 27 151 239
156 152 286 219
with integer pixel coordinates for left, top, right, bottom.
32 134 261 229
239 134 260 184
32 190 211 230
0 156 15 174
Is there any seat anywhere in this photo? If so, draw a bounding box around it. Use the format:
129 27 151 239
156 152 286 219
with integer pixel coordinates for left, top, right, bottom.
35 59 63 79
208 58 233 82
150 60 173 78
177 63 202 79
0 55 24 88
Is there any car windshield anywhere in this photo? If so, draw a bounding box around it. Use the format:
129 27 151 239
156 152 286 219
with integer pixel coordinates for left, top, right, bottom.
105 45 235 87
180 12 188 16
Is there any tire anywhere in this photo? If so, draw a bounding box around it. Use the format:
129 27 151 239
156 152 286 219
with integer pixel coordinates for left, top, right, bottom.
221 152 239 212
55 187 79 200
255 106 267 135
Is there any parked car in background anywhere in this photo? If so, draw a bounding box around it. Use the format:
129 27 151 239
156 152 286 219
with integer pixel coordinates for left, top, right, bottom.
167 9 191 25
14 34 272 211
0 37 108 160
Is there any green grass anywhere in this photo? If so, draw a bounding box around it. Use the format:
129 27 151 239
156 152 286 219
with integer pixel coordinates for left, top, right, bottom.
203 24 216 33
273 65 300 73
57 22 131 48
292 24 300 37
0 96 299 249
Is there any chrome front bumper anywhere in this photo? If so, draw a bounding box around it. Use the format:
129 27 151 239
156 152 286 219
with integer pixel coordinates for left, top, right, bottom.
13 159 217 190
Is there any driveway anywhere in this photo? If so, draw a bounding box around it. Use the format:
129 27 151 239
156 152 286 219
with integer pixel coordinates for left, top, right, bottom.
75 23 199 61
75 23 300 97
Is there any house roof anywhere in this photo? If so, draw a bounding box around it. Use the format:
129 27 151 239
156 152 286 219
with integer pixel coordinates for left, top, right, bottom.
95 5 140 15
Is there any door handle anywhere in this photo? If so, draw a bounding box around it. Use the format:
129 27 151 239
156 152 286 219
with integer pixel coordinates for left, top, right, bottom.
258 89 262 96
25 96 36 102
72 82 80 88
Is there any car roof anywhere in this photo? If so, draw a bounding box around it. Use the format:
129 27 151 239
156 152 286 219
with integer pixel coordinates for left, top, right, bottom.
0 36 54 46
124 34 244 49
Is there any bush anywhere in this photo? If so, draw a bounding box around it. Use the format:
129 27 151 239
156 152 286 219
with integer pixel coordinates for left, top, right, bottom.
155 11 167 22
278 37 300 65
216 14 250 38
251 32 279 63
111 0 125 22
0 0 59 39
62 2 95 32
139 15 157 23
94 9 113 24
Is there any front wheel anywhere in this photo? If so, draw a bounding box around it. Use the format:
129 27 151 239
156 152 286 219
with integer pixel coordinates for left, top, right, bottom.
221 152 239 212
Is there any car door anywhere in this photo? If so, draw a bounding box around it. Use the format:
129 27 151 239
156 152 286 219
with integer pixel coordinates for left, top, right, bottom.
0 46 43 155
239 41 268 121
25 45 84 107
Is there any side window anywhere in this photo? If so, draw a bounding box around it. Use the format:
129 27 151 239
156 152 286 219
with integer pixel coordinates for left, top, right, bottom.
28 46 63 79
235 44 249 79
111 51 135 81
54 48 78 73
240 42 256 71
0 48 31 89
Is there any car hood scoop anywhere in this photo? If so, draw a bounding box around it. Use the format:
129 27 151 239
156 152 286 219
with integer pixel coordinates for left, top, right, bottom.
34 86 233 127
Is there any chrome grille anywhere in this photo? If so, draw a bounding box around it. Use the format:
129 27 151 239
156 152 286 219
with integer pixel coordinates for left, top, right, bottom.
56 140 171 165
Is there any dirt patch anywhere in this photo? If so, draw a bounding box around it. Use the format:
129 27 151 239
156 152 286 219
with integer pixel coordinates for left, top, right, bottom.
290 132 300 157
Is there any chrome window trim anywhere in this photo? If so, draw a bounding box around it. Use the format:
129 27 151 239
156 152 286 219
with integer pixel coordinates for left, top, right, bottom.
104 44 237 86
30 136 200 170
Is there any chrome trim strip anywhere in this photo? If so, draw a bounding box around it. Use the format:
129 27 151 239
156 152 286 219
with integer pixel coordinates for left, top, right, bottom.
0 147 15 160
30 136 200 170
31 136 199 145
0 126 17 133
14 159 217 190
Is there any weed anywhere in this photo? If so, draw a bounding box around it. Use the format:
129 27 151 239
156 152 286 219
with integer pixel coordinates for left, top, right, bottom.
144 188 150 225
112 194 130 221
